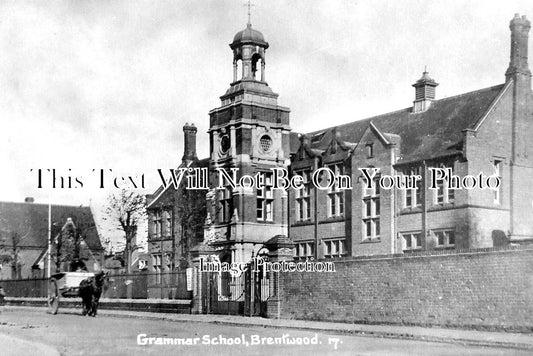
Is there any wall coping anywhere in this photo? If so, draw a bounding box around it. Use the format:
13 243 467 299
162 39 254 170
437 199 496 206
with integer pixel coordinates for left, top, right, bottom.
300 245 533 265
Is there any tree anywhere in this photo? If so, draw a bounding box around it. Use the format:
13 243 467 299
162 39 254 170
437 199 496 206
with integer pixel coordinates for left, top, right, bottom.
104 190 147 275
51 214 96 273
0 231 25 279
9 231 24 278
0 214 32 279
176 185 206 269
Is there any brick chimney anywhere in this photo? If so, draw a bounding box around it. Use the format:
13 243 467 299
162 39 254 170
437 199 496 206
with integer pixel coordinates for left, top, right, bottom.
505 13 531 88
412 69 438 113
182 123 198 165
507 14 533 242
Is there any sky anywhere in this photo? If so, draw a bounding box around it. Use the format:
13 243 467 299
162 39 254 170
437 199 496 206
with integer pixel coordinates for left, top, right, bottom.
0 0 531 244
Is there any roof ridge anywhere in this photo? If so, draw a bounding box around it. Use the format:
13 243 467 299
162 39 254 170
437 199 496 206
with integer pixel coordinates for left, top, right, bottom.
304 83 505 135
305 107 411 136
470 80 512 131
148 157 210 207
0 201 91 209
433 83 505 103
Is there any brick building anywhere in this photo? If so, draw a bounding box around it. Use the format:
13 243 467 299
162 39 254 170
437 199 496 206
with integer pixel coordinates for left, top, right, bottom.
146 142 207 276
0 198 105 279
290 13 533 259
147 14 533 269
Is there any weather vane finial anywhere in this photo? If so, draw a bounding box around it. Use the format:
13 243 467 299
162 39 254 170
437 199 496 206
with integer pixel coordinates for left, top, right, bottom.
245 0 254 26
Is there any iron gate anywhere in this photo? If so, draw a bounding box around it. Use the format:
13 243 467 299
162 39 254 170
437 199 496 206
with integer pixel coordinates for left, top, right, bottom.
207 260 269 316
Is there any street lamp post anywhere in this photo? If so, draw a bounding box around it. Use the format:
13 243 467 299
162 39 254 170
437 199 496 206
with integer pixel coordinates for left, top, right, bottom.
47 200 51 279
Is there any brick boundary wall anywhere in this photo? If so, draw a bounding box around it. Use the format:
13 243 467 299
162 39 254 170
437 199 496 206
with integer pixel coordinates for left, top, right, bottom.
278 246 533 331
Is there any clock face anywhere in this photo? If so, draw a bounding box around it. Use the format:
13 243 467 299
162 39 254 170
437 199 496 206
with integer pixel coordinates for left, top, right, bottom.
220 135 231 153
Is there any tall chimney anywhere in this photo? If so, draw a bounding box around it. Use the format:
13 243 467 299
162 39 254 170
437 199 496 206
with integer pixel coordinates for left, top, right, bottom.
182 123 198 165
505 14 531 86
506 14 533 242
412 70 438 113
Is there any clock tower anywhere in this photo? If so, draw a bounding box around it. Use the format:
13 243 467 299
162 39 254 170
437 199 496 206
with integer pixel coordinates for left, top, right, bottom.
205 21 291 263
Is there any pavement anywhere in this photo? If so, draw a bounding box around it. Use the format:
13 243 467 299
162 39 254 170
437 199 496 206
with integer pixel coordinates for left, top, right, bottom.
3 305 533 352
0 331 61 356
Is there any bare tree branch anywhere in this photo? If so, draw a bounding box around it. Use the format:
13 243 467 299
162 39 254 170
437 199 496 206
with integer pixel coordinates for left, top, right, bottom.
104 189 147 274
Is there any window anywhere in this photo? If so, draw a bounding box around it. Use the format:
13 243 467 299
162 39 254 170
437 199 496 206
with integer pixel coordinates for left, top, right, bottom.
362 176 380 240
401 232 422 252
257 172 274 221
152 254 162 284
448 181 455 203
165 253 173 271
153 211 162 239
295 169 311 221
327 163 345 218
436 179 444 204
294 241 315 259
434 229 455 248
404 166 422 208
323 239 347 258
494 160 501 204
433 163 455 205
220 135 230 153
139 260 147 270
259 135 273 152
148 213 155 239
366 143 374 158
163 210 172 238
218 186 233 223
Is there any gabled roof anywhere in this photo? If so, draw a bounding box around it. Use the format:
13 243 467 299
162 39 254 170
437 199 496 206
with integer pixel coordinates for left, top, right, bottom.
147 158 210 209
303 84 506 164
289 132 301 155
32 248 48 268
0 201 103 251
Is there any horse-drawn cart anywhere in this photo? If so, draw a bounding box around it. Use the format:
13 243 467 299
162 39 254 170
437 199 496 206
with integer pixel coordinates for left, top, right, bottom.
47 271 94 314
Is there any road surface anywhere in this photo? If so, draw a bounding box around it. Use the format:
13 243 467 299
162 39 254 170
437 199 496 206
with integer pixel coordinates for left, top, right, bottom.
0 308 528 356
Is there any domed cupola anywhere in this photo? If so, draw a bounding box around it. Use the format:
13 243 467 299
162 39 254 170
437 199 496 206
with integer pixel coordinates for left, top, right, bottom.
231 23 269 48
229 22 269 83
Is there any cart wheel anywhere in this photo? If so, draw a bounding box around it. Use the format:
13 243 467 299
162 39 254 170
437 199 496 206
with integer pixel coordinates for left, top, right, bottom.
47 278 59 315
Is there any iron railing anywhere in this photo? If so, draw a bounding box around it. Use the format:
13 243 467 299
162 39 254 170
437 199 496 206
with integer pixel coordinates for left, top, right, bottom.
0 271 192 300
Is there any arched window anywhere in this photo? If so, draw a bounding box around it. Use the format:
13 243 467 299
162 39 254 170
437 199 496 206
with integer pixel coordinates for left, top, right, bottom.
251 54 262 79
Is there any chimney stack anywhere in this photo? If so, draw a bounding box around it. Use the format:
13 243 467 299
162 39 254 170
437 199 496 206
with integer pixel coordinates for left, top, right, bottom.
25 197 34 203
182 123 198 166
505 14 531 87
412 70 438 113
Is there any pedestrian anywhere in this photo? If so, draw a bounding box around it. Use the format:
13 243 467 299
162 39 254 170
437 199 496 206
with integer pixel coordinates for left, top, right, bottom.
0 285 6 313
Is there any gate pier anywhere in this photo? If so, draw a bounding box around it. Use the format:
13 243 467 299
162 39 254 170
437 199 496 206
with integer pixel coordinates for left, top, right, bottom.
264 235 295 319
190 244 215 314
